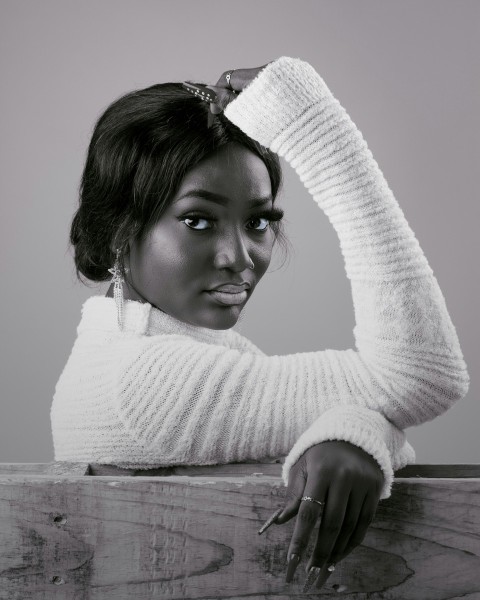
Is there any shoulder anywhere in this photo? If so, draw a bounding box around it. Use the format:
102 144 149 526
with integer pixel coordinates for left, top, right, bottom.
113 329 267 389
118 328 265 366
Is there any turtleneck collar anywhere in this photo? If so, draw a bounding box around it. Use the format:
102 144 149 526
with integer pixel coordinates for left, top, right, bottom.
77 295 233 344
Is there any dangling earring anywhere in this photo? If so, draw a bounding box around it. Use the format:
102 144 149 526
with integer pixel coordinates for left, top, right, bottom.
248 258 255 270
108 248 129 330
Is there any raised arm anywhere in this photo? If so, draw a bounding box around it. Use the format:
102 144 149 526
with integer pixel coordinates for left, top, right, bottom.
225 56 469 410
112 56 469 499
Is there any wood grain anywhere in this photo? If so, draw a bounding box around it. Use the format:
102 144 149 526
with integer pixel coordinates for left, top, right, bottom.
0 463 479 599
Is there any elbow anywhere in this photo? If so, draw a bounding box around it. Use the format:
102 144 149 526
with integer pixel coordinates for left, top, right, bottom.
388 368 470 429
445 370 470 411
432 373 470 415
426 354 471 413
363 343 471 429
451 365 471 400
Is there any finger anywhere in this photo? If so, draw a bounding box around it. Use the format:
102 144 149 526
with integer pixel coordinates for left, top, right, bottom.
285 476 329 583
310 490 365 592
313 562 335 590
257 507 282 535
205 86 237 113
320 488 365 566
274 456 308 526
334 493 379 563
257 457 307 536
214 66 269 91
305 480 349 574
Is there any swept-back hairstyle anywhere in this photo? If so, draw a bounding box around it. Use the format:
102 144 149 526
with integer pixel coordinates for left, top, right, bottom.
70 82 287 283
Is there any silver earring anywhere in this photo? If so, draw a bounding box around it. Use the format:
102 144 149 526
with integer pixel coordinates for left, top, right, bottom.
108 249 128 330
249 258 255 270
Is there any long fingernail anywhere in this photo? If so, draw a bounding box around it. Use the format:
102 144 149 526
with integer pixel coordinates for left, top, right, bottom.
258 508 282 535
315 563 334 589
285 553 301 583
302 566 322 593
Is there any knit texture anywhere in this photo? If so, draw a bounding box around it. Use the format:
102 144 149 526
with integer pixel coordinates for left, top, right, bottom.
51 56 469 500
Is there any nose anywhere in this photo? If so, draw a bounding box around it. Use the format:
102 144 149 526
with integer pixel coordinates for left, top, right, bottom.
213 229 253 272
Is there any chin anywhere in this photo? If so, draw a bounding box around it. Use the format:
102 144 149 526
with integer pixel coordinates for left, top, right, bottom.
196 306 244 330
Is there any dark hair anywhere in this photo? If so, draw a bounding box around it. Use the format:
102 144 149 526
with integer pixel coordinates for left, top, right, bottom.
70 82 289 283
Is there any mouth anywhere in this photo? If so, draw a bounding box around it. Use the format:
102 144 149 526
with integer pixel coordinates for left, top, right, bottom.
206 289 248 306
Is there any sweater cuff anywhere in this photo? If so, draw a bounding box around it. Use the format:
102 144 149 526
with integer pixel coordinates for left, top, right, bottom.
224 56 334 150
281 405 416 501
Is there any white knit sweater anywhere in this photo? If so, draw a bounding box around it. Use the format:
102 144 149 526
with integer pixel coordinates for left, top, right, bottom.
51 56 470 500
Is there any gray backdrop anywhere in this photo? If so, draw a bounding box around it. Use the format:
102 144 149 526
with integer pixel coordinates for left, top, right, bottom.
1 0 478 464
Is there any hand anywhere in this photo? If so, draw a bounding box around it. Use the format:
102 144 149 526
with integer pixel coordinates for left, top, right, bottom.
263 440 384 592
206 63 272 115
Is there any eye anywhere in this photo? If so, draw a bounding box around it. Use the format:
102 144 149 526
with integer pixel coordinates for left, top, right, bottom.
247 216 270 231
180 216 213 230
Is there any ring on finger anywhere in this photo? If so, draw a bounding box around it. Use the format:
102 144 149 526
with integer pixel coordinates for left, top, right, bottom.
301 496 325 507
225 69 235 90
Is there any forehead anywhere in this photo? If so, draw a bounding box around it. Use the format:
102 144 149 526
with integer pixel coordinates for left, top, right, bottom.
173 143 272 202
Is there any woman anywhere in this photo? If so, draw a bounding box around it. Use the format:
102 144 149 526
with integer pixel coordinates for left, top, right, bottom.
51 57 470 592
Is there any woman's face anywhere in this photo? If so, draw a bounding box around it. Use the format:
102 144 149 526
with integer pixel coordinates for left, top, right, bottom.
126 143 278 330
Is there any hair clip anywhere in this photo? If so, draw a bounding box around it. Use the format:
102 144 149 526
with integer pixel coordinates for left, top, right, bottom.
182 82 219 128
182 82 218 104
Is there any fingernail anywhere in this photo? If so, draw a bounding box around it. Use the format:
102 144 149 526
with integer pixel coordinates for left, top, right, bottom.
302 566 322 593
257 508 282 535
315 563 334 589
285 553 301 583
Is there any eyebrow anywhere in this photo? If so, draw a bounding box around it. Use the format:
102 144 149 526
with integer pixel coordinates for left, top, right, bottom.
174 189 273 208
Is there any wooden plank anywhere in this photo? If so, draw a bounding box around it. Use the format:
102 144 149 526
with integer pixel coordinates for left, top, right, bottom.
1 462 480 478
0 458 282 477
88 462 480 478
395 464 480 478
0 463 53 475
0 463 91 476
44 462 91 477
0 470 479 599
88 457 284 478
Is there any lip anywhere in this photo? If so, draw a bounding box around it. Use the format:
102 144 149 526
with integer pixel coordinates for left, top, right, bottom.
206 289 249 306
209 283 250 293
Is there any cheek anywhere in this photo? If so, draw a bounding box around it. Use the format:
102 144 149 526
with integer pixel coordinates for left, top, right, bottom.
130 233 174 286
140 227 182 267
141 229 207 287
253 237 275 271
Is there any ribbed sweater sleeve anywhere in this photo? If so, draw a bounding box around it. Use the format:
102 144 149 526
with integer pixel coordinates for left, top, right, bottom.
113 57 469 500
